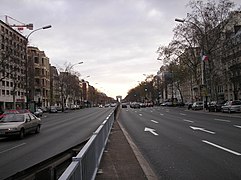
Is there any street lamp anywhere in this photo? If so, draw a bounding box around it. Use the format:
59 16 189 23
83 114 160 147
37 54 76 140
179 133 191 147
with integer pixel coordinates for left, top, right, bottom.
175 18 206 109
26 25 52 39
25 25 52 111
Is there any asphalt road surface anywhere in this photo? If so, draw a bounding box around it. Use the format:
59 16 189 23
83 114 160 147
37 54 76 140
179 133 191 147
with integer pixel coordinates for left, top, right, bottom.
119 106 241 180
0 107 113 180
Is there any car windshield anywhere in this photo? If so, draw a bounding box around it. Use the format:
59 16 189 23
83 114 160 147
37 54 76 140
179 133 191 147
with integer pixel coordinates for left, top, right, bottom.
0 114 24 123
232 101 241 105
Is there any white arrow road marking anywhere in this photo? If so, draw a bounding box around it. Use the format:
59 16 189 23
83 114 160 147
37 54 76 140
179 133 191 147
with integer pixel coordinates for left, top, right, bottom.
0 143 26 154
190 126 215 134
214 118 230 122
144 127 158 136
202 140 241 156
151 120 159 124
234 125 241 129
183 119 194 123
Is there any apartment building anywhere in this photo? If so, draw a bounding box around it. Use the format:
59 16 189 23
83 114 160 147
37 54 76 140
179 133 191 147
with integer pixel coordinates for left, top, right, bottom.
0 20 27 110
27 46 50 111
50 66 61 106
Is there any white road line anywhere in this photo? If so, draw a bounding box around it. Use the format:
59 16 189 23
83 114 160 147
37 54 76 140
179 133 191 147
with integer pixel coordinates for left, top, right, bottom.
202 140 241 156
139 114 143 116
180 113 186 116
0 143 26 154
183 119 194 123
151 120 159 124
234 125 241 129
160 113 164 116
214 118 230 122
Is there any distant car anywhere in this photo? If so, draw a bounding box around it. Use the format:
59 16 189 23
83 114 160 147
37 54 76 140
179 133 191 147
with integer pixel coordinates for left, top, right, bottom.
105 104 110 108
121 103 127 108
208 101 226 112
221 100 241 113
130 102 140 109
110 103 117 107
34 108 43 117
192 101 203 110
49 106 58 113
161 101 173 106
186 103 193 110
0 112 41 139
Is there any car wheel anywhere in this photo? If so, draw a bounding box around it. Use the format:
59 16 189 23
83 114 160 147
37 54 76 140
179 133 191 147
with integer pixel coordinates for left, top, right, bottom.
35 125 41 134
19 129 25 139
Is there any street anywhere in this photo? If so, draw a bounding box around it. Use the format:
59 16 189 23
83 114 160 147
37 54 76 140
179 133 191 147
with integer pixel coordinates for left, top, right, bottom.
119 106 241 180
0 107 113 180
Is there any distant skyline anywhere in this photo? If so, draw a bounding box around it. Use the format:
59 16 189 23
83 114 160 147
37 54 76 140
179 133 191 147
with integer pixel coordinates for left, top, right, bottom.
1 0 240 98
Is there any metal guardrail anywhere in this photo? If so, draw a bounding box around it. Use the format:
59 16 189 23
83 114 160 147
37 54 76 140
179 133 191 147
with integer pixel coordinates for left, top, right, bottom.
58 108 117 180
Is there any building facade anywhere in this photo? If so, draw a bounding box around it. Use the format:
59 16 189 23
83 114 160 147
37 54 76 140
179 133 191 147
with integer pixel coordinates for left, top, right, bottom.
0 20 27 110
27 46 50 111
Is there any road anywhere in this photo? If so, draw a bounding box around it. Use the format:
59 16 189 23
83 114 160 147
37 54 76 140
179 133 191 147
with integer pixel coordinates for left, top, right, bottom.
119 106 241 180
0 107 113 180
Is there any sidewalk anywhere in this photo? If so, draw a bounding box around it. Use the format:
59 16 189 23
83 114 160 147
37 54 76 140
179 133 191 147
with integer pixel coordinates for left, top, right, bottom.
95 119 151 180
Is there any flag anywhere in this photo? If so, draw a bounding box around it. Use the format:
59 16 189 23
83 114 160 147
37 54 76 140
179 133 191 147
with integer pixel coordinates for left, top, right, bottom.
202 55 208 61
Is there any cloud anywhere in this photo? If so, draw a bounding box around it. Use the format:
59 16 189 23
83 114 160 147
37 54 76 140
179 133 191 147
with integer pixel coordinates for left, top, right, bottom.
1 0 240 98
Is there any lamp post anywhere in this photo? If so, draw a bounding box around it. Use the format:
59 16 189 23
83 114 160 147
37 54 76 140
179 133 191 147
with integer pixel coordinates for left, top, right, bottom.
25 25 52 111
175 18 206 110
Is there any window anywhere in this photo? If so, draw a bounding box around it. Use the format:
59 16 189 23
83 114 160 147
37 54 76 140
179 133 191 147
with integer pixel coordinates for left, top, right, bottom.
34 56 39 64
2 81 5 86
2 90 5 95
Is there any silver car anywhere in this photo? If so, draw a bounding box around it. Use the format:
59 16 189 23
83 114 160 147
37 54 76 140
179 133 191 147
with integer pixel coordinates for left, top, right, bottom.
0 112 41 139
192 101 204 110
221 100 241 113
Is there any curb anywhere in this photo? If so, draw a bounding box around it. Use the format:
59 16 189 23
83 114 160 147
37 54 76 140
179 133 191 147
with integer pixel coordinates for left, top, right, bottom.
118 121 158 180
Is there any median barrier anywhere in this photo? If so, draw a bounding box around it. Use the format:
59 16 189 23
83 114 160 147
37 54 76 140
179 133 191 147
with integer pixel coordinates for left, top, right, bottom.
58 105 119 180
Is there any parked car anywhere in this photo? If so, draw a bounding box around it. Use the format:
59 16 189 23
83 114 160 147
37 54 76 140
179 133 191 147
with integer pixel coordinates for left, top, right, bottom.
49 106 58 113
192 101 203 110
130 102 140 109
221 100 241 113
34 108 43 117
0 112 41 139
208 101 226 112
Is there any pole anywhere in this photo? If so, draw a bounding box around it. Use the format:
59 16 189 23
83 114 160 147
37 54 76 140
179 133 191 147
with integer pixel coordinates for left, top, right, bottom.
25 25 52 110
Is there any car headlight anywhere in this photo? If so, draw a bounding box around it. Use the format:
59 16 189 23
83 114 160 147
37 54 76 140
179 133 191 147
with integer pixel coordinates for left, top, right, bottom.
8 128 18 131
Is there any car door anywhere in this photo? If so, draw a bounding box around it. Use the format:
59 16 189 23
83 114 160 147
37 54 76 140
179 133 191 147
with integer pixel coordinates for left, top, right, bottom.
24 114 33 133
28 113 39 132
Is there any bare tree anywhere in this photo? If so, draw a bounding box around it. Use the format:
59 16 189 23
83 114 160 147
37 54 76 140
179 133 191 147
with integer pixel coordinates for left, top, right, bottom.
158 0 239 101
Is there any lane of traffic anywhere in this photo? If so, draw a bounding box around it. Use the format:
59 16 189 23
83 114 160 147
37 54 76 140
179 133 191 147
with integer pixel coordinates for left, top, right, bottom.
120 106 241 179
0 107 113 180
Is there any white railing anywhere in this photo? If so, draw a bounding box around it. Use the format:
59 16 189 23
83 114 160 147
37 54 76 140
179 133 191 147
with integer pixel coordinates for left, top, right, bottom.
58 108 116 180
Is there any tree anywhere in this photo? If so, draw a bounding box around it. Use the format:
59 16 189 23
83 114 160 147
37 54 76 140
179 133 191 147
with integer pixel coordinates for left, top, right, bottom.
158 0 239 101
59 62 82 111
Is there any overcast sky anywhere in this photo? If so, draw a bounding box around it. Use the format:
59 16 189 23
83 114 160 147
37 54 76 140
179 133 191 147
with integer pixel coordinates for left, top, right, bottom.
1 0 240 98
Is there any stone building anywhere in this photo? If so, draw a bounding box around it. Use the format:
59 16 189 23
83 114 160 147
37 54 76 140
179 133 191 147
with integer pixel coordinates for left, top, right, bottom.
50 66 61 106
0 20 27 110
27 46 50 111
